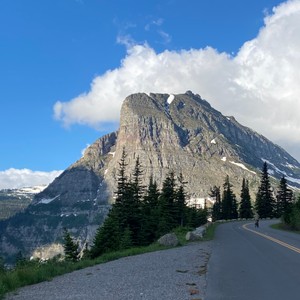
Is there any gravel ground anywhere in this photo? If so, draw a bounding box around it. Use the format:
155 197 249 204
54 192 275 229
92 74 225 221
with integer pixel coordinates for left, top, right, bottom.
5 241 211 300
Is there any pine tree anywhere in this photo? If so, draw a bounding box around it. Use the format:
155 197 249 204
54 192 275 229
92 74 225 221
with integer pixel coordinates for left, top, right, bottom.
210 186 222 221
114 147 128 214
63 228 79 262
157 171 177 235
221 175 238 220
186 205 198 227
276 176 293 221
124 156 144 245
120 226 133 249
91 149 130 258
131 156 145 202
90 209 121 258
113 149 140 243
286 196 300 229
140 176 160 244
186 205 208 227
255 162 275 218
239 178 253 219
175 173 187 226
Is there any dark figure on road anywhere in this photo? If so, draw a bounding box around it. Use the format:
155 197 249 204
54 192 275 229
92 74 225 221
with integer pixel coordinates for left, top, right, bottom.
255 219 259 228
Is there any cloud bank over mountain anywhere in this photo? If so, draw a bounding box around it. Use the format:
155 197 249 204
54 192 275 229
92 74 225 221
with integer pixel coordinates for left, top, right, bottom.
0 169 63 190
54 0 300 160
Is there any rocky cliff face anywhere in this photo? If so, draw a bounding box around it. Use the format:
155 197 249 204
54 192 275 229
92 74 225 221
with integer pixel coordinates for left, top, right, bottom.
1 91 300 262
17 91 300 208
103 91 300 198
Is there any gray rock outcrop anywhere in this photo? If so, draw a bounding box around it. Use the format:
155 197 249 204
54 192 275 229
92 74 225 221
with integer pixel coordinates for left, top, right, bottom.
157 233 179 247
186 226 206 241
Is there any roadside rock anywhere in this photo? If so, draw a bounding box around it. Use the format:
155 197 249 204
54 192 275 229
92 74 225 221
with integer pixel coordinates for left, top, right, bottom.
186 225 206 241
185 231 200 241
157 233 179 247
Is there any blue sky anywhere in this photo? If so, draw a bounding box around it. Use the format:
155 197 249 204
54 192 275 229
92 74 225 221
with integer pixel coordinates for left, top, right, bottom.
1 0 299 188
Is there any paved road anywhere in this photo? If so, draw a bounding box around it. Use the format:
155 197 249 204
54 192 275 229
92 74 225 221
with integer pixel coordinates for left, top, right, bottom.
205 219 300 300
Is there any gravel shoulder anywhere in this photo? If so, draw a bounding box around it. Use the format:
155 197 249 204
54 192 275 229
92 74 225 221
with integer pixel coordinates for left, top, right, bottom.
5 241 211 300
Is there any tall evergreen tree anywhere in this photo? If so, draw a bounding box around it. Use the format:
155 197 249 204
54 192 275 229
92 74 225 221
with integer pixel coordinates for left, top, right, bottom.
63 228 79 262
221 175 238 220
255 162 275 218
175 173 187 226
91 148 130 258
239 178 253 219
124 156 144 245
186 205 208 228
285 196 300 229
131 156 145 201
120 226 133 249
276 176 293 221
90 209 121 258
140 176 160 244
210 186 222 221
157 171 177 235
114 147 128 213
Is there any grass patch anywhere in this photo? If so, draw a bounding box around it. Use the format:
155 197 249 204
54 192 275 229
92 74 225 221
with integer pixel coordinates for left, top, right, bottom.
271 222 300 234
93 243 167 265
0 242 170 299
202 223 218 241
172 226 193 245
0 260 88 299
0 226 206 299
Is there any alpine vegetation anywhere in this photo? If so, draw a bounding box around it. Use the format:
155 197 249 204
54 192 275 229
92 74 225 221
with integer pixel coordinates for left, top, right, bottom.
90 148 207 258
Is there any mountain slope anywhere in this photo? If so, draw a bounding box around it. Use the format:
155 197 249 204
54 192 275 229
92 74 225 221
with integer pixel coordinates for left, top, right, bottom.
0 186 46 220
36 91 300 203
1 91 300 262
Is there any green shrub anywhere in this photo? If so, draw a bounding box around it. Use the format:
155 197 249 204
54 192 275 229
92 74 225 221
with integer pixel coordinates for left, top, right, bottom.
172 226 193 245
284 197 300 230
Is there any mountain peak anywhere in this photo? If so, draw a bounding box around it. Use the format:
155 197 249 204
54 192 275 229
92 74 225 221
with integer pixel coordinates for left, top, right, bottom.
1 91 300 262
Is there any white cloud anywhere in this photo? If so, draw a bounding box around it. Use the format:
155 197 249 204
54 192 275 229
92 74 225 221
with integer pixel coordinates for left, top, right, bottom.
54 45 232 126
158 30 172 44
145 18 164 30
0 169 63 190
81 144 90 157
54 0 300 161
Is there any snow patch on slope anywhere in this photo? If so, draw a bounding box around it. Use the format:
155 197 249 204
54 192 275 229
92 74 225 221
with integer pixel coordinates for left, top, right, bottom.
39 195 60 204
15 185 47 194
230 161 256 174
167 94 175 104
262 158 300 185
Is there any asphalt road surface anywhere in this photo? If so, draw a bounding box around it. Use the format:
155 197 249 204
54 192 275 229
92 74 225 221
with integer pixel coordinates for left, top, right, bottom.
205 219 300 300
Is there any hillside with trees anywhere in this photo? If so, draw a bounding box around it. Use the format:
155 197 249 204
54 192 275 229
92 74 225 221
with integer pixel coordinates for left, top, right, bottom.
90 148 207 258
211 162 298 223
